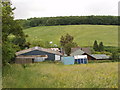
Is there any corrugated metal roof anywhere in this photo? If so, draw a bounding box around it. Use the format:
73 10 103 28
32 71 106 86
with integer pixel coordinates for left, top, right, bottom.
16 46 62 56
91 54 110 59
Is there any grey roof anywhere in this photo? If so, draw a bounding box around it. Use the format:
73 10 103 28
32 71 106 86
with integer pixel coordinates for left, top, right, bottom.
71 47 91 54
71 49 85 56
16 46 62 56
71 46 81 53
91 54 110 59
81 47 91 54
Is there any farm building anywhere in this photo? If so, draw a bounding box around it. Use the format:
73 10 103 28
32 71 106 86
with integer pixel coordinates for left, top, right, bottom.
61 57 75 65
91 54 110 60
71 48 110 60
74 55 88 64
15 46 62 64
70 49 96 60
61 55 88 65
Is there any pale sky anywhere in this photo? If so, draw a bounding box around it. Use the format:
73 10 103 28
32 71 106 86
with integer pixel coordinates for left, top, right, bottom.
12 0 119 19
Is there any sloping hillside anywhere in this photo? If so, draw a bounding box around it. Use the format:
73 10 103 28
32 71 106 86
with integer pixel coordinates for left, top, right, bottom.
24 25 118 47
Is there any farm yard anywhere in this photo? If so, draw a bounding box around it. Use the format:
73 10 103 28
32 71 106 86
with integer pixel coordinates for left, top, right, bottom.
2 0 119 89
3 62 118 88
4 24 118 88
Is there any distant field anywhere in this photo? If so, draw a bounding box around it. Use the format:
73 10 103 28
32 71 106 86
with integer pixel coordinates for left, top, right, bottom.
24 25 118 47
3 62 118 88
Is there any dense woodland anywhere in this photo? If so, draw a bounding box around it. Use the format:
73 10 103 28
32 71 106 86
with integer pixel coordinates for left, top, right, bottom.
18 16 119 28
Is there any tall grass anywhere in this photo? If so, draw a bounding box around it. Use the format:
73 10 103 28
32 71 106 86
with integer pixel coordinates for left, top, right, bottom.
3 62 118 88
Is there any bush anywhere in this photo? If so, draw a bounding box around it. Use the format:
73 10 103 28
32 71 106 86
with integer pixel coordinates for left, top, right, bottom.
104 46 118 53
110 52 119 61
94 51 112 55
30 40 44 47
2 41 18 65
22 64 31 69
88 60 113 63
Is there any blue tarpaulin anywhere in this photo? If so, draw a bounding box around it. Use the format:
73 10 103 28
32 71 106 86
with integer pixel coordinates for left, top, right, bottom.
75 58 88 64
61 56 74 65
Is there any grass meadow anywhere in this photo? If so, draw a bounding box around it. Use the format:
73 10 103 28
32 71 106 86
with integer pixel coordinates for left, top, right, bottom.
24 25 118 47
2 62 118 88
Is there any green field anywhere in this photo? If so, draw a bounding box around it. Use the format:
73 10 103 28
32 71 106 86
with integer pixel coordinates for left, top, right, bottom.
24 25 118 47
3 62 118 88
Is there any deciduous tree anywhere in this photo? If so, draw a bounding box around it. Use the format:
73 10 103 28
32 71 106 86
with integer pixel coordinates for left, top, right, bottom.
2 1 26 65
60 33 77 56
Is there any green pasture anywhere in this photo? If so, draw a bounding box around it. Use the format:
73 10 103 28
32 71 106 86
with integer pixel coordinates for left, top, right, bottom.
24 25 118 47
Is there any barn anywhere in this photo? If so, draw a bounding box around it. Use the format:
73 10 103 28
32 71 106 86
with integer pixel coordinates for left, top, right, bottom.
91 54 110 60
70 49 96 60
15 46 62 64
70 48 109 60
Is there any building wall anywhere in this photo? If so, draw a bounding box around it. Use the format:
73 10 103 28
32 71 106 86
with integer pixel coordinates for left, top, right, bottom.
55 55 61 60
15 58 33 64
87 55 95 60
82 53 96 60
19 50 56 60
61 57 74 65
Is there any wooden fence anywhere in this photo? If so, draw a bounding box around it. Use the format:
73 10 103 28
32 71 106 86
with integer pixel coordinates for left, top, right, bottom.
15 58 33 64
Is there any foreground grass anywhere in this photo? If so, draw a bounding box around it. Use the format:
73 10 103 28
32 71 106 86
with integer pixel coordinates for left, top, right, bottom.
3 62 118 88
24 25 118 46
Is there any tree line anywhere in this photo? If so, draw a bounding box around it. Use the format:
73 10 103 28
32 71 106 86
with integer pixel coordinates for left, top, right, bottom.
18 16 119 28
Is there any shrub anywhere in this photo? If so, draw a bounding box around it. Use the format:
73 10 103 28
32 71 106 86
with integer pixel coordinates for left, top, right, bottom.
94 51 112 55
110 52 119 61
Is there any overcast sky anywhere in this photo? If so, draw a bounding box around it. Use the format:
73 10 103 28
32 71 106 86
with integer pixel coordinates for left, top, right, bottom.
12 0 119 19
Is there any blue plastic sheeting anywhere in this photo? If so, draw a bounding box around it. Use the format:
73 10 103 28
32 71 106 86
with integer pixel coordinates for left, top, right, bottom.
78 59 80 64
84 59 87 64
75 58 88 64
61 56 74 65
34 57 45 62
